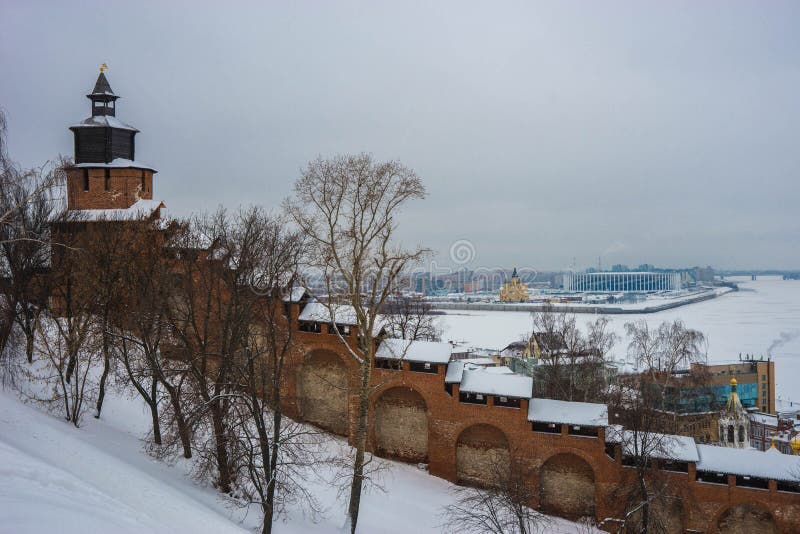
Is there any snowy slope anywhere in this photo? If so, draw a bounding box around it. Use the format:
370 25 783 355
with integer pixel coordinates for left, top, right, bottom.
0 389 248 534
0 386 597 534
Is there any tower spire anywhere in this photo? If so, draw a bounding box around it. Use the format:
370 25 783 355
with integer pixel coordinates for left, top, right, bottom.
87 67 118 117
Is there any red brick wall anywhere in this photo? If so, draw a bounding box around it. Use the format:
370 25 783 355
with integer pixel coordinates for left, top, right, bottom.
284 303 800 532
67 167 153 210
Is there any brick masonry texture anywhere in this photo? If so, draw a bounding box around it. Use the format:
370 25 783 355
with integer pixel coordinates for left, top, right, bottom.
67 168 153 210
284 310 800 533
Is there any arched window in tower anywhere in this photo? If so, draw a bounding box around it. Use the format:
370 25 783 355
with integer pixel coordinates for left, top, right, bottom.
104 168 110 191
727 425 734 443
83 169 89 192
738 425 745 443
141 170 146 192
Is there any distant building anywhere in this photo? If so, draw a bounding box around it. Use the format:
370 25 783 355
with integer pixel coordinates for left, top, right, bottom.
719 378 749 449
562 271 681 292
696 358 776 414
499 268 529 302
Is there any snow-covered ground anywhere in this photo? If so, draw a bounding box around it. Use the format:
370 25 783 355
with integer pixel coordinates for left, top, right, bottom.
0 381 597 534
440 276 800 402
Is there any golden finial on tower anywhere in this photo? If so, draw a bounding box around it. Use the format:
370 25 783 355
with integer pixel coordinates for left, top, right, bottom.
100 63 108 74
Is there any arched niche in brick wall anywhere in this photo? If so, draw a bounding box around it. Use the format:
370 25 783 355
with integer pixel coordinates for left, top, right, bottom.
715 503 776 534
373 387 428 463
624 494 684 534
297 350 349 435
538 453 595 521
455 424 510 487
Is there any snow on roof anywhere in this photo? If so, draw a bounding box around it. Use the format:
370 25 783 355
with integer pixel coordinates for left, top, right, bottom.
606 428 700 463
483 365 514 374
282 287 307 303
72 158 156 172
445 361 466 383
66 199 165 222
375 338 453 364
750 413 778 427
70 115 138 131
696 444 800 482
298 301 358 325
528 398 608 427
297 301 385 334
446 359 502 384
459 367 532 398
459 357 496 366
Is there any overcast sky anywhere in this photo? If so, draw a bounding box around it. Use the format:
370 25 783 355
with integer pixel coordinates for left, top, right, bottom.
2 1 799 270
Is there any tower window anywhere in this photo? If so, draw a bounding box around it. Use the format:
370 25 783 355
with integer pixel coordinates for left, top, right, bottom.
727 425 734 442
83 169 89 191
141 170 146 191
104 168 110 191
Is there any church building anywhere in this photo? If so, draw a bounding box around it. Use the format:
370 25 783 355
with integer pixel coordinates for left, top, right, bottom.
499 267 529 302
719 377 750 448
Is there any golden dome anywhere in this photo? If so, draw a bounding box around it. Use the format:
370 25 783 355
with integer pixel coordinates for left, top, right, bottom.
730 377 737 387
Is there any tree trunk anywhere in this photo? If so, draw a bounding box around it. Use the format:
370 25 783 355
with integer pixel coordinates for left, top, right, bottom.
65 349 77 384
638 471 649 534
25 326 35 363
164 382 192 458
263 407 282 534
211 404 232 493
150 378 162 445
347 359 371 534
95 330 111 418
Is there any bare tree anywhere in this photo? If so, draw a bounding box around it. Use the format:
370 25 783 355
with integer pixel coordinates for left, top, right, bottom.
80 219 142 418
0 109 63 363
29 217 98 427
106 219 181 449
285 153 428 533
529 308 615 403
440 456 548 534
624 319 706 410
607 377 682 534
167 208 293 493
225 211 318 534
32 313 100 427
382 293 441 341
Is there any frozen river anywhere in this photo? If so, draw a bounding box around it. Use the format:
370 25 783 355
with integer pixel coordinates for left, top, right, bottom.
439 276 800 402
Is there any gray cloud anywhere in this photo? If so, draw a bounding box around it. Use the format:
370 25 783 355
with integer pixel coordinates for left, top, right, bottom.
1 0 799 270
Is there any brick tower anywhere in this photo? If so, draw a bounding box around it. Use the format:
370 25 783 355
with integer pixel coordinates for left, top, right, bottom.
66 65 163 217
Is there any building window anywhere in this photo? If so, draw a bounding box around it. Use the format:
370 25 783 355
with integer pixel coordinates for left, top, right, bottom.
298 321 321 333
104 168 110 191
409 361 437 374
727 425 734 442
141 170 146 191
83 169 89 191
738 425 745 442
532 421 560 434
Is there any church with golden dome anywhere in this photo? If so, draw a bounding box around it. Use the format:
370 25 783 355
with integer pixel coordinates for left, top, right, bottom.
499 268 529 302
719 377 750 449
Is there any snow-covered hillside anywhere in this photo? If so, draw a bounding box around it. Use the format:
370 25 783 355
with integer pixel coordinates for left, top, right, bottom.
0 385 595 533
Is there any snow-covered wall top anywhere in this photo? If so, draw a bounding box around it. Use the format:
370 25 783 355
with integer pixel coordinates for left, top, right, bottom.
696 444 800 482
375 338 453 364
68 199 164 222
528 398 608 427
459 367 533 398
